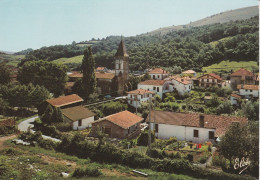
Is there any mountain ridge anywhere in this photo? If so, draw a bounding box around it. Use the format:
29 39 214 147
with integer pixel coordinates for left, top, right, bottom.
143 6 258 36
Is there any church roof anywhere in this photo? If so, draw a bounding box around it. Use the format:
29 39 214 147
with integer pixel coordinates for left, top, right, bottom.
115 39 128 57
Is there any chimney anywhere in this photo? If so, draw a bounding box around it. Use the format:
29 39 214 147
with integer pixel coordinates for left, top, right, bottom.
199 115 204 127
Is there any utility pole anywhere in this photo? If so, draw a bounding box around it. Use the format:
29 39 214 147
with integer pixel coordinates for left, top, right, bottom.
148 96 152 153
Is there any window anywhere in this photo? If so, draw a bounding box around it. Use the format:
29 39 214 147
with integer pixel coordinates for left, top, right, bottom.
212 79 215 83
157 75 160 78
153 87 156 90
157 87 159 92
250 90 252 92
78 119 82 126
245 90 248 92
153 75 155 79
207 79 209 82
130 100 132 104
141 95 143 98
209 131 214 139
155 124 158 133
118 64 121 69
193 130 199 137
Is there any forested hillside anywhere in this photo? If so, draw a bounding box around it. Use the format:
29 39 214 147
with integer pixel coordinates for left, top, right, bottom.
20 16 258 72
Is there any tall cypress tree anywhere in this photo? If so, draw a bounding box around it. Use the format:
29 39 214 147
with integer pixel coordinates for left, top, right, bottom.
82 47 96 99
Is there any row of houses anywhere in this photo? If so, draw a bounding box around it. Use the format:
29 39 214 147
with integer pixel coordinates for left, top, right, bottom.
126 67 259 108
43 93 248 143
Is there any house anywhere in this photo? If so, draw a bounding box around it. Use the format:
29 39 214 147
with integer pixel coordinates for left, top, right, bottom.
197 73 222 88
61 106 95 130
137 80 171 98
91 111 143 139
148 68 169 80
230 68 256 90
147 110 247 143
170 76 192 96
46 94 84 109
230 93 242 106
64 82 75 95
221 80 231 88
237 84 259 98
182 70 196 77
96 67 108 73
127 89 155 108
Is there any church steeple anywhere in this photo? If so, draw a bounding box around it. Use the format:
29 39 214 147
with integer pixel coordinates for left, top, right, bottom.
115 39 128 57
114 38 129 95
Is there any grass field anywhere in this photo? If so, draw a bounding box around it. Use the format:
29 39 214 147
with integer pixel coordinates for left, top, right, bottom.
202 60 258 74
0 54 25 66
53 55 84 64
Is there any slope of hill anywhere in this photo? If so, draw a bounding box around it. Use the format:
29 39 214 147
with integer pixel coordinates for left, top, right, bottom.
146 6 258 36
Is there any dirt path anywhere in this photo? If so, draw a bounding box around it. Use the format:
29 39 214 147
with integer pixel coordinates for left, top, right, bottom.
0 134 17 150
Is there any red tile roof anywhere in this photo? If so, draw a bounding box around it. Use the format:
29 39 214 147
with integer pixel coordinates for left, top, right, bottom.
198 73 222 81
231 93 242 99
139 80 166 86
61 106 95 121
146 111 248 137
231 68 254 77
148 68 169 74
237 84 259 90
47 94 83 107
127 89 155 95
96 67 106 71
94 111 143 129
65 82 75 88
170 76 192 85
95 72 115 79
68 71 115 80
182 70 196 74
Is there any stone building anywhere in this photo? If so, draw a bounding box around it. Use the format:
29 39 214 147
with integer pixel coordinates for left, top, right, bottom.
66 39 129 96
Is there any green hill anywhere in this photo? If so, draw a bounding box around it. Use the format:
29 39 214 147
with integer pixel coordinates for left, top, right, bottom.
146 6 258 36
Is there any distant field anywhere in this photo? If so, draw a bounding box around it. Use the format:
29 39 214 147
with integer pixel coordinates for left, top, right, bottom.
53 55 84 64
202 60 258 73
0 54 24 66
209 37 232 47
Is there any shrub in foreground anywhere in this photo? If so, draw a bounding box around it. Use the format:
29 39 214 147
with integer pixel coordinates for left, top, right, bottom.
73 167 102 178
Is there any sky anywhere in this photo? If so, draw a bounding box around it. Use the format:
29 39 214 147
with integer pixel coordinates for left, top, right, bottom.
0 0 258 52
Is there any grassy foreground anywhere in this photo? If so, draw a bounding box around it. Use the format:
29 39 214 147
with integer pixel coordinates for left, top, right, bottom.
1 139 202 180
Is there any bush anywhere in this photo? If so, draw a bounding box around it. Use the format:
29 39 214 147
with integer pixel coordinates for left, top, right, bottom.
137 130 155 146
187 154 194 162
199 153 210 164
53 123 72 132
73 167 102 178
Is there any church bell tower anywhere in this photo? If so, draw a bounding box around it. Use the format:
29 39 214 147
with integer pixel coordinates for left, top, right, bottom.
115 38 129 95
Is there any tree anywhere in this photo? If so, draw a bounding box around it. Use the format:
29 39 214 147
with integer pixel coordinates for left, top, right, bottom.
52 107 64 123
41 104 54 124
0 97 8 114
240 100 259 121
17 60 67 97
82 47 96 99
219 123 249 168
216 100 233 115
0 63 11 85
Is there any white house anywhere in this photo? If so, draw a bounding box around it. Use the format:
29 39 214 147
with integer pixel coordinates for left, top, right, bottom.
221 80 231 88
170 76 192 96
148 68 169 80
137 80 171 98
61 106 96 130
182 70 196 77
237 84 259 98
147 110 248 143
127 89 155 108
230 93 242 106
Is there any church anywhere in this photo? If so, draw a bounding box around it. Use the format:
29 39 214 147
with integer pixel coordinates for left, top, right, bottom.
66 39 129 96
